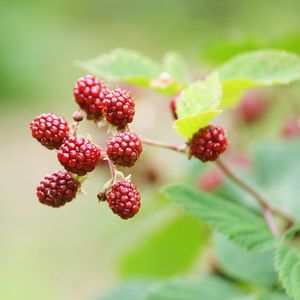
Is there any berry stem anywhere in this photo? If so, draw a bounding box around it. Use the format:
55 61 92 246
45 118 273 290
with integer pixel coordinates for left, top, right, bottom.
108 158 117 183
215 158 295 230
141 137 186 153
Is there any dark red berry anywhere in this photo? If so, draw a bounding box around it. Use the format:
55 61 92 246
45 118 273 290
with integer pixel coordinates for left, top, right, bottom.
74 75 110 120
282 117 300 139
102 89 135 129
36 171 79 207
57 136 101 176
106 179 141 219
189 125 228 162
170 93 180 120
198 169 223 192
237 91 268 123
30 113 69 150
106 132 142 167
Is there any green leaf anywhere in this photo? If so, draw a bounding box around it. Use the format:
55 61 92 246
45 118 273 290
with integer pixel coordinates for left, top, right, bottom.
174 110 222 139
219 50 300 108
275 242 300 300
144 276 247 300
98 281 152 300
163 184 275 252
78 48 161 86
174 72 222 138
214 234 277 288
285 223 300 241
163 52 192 84
252 140 300 219
119 215 207 278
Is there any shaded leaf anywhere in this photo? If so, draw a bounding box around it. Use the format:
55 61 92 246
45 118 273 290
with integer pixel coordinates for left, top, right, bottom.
119 215 207 278
163 184 275 252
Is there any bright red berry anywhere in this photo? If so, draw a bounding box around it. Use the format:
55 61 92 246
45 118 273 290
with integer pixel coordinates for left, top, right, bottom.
237 91 268 123
57 136 101 176
106 179 141 219
73 75 110 120
170 93 180 119
30 113 69 150
198 169 223 192
106 132 142 167
102 89 135 129
36 171 79 207
189 125 228 162
282 117 300 139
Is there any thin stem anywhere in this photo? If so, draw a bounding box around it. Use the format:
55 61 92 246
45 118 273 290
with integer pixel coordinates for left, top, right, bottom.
107 159 117 183
263 207 280 237
141 137 186 153
215 158 295 226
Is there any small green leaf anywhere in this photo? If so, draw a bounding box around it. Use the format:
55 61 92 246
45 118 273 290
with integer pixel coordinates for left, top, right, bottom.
78 48 161 86
174 110 222 139
174 72 222 138
119 215 207 278
163 52 192 84
144 276 247 300
275 242 300 300
163 184 275 252
219 50 300 108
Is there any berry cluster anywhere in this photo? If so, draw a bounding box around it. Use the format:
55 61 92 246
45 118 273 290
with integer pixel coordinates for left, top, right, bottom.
30 74 229 221
30 75 142 219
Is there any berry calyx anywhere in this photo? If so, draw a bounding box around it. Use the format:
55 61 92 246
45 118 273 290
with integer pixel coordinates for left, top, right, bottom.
36 171 79 207
106 179 141 219
57 136 101 176
189 125 228 162
102 88 135 129
106 132 142 167
73 75 110 120
170 93 180 120
30 113 69 150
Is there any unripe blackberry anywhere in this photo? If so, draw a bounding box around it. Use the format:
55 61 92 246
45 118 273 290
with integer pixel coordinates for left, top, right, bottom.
102 89 135 129
198 169 223 192
57 136 101 176
36 171 79 207
170 93 180 120
189 125 228 162
106 132 142 167
237 92 268 123
30 113 69 150
73 75 110 120
106 179 141 219
282 117 300 139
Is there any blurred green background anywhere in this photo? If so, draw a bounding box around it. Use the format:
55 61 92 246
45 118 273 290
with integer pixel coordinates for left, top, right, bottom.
2 0 300 299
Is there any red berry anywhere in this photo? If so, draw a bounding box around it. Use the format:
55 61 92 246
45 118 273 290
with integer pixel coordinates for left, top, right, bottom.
36 171 79 207
282 117 300 139
189 125 228 162
102 89 135 129
198 169 223 192
106 132 142 167
170 93 180 119
57 136 101 176
237 91 268 123
30 113 69 150
73 75 110 120
106 179 141 219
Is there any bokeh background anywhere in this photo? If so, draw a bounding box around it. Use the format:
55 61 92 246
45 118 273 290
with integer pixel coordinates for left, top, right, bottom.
2 0 300 299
